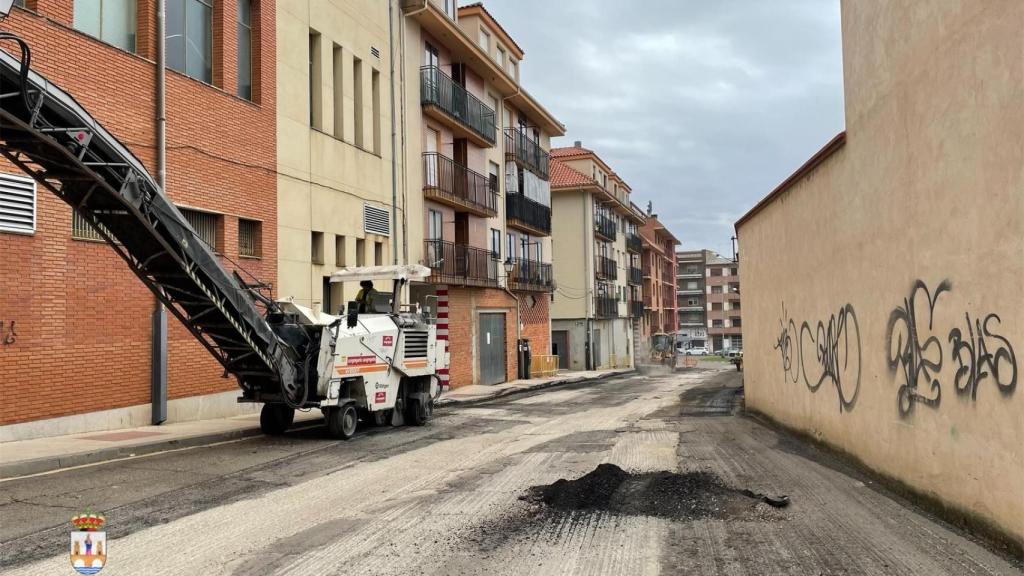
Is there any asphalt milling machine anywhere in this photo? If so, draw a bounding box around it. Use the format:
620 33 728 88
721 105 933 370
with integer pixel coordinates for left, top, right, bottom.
0 29 446 439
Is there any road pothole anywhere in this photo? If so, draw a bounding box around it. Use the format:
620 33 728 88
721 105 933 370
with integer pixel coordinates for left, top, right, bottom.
526 463 788 521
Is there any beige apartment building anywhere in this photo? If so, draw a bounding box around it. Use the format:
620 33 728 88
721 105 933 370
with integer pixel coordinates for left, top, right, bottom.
399 1 565 387
277 0 401 313
550 143 644 371
736 1 1022 546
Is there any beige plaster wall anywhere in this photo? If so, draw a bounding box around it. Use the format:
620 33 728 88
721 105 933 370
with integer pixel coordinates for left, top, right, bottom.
737 0 1023 544
277 0 401 310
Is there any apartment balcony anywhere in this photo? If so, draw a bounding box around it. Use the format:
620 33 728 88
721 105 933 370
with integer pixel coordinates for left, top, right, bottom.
678 320 705 327
628 266 643 285
420 66 496 147
677 288 703 295
594 213 617 241
504 128 549 179
507 258 554 292
506 193 551 236
424 239 498 288
595 255 617 280
594 295 619 319
422 153 498 218
677 271 702 279
630 300 645 319
626 233 642 254
679 305 704 312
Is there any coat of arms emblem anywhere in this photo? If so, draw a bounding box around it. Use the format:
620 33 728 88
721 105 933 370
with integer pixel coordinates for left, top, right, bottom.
69 512 106 574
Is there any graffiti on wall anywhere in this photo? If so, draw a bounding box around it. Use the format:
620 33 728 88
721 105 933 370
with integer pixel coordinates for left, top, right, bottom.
0 320 17 347
774 302 862 412
886 280 1017 418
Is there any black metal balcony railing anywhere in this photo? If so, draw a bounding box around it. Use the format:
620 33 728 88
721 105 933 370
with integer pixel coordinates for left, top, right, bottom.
507 258 554 292
595 295 619 318
626 233 642 253
596 255 617 280
420 66 496 145
594 212 617 241
630 300 645 319
424 239 498 287
628 266 642 285
422 152 498 217
504 128 550 179
506 193 551 235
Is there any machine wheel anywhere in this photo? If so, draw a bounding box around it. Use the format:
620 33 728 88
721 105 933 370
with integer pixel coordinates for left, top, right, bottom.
407 397 432 426
328 404 358 440
260 404 294 436
390 396 406 427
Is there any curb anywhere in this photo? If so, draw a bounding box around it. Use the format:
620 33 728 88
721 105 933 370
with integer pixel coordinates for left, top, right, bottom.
435 370 635 409
0 419 323 480
1 371 633 480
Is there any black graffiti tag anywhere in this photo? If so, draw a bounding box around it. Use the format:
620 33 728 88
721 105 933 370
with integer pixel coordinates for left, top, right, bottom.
773 304 799 385
799 304 861 413
886 280 951 417
949 313 1017 401
775 303 861 413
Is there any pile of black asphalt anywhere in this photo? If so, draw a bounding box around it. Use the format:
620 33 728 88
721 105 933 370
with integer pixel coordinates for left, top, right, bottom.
527 463 788 521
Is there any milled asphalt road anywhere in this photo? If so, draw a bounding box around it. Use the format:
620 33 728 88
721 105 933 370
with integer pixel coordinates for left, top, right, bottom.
1 367 1021 575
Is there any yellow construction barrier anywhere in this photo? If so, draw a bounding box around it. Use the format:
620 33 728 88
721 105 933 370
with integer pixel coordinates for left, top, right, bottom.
530 355 559 378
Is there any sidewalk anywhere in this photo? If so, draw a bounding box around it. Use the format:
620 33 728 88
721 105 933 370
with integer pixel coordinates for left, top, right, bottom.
0 368 632 480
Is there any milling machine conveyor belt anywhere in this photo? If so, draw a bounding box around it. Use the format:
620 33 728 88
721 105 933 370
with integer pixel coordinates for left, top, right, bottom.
0 47 302 399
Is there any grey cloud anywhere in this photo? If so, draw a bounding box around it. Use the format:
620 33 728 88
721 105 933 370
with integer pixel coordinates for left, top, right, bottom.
474 0 846 254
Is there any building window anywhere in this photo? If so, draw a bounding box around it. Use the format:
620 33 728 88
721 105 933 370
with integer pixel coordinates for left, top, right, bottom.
309 30 322 128
732 317 742 328
167 0 212 83
332 44 344 137
371 68 381 153
711 285 723 294
236 1 252 100
478 28 490 53
335 235 346 266
374 241 383 265
508 59 517 79
71 210 106 241
352 57 364 147
427 209 442 241
181 208 221 251
311 231 324 264
711 302 723 311
506 232 515 260
0 172 36 235
73 0 137 53
356 238 365 266
442 0 454 18
238 218 261 257
712 319 724 328
12 0 25 7
496 46 505 68
490 228 501 259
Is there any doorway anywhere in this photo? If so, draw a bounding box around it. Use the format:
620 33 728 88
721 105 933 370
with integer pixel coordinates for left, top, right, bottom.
479 313 507 385
552 330 569 370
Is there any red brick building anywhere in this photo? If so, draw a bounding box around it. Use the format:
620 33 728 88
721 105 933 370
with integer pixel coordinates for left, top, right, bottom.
0 1 276 438
638 210 679 341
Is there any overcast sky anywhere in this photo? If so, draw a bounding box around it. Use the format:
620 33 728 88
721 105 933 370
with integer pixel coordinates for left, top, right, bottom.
475 0 846 255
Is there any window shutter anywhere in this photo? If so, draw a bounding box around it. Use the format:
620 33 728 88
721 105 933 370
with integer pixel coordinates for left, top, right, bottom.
363 204 390 236
0 172 36 234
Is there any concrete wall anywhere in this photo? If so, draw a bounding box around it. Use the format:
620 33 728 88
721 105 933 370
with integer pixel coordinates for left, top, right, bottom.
737 1 1023 545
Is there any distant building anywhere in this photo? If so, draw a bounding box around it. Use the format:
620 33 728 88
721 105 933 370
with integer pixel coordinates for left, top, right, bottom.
549 142 644 371
638 211 680 344
705 254 741 352
675 250 741 353
675 250 710 349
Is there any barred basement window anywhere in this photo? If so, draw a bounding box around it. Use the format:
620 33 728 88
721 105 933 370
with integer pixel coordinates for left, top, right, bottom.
0 172 36 235
180 208 221 251
238 218 261 257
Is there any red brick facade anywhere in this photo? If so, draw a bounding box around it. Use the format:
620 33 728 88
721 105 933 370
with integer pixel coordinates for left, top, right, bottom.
0 2 276 425
517 291 551 355
445 287 518 387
